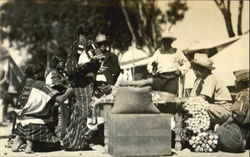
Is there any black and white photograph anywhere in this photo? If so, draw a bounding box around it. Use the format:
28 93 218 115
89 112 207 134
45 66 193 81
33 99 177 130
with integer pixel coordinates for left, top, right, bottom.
0 0 249 156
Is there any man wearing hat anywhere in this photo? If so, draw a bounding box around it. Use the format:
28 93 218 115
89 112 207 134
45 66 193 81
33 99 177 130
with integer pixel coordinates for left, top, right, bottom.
95 34 121 86
217 69 250 151
190 55 232 126
147 35 191 95
231 69 249 124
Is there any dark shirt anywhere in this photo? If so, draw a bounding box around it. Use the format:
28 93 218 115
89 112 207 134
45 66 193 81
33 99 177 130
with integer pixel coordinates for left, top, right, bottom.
99 50 121 85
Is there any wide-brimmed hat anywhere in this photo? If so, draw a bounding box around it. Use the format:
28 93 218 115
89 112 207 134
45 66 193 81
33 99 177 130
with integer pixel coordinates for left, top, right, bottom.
161 36 177 42
96 34 108 45
233 69 249 83
191 55 215 70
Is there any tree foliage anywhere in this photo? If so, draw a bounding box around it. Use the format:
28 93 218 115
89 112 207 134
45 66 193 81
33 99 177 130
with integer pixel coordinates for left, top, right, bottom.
0 0 188 66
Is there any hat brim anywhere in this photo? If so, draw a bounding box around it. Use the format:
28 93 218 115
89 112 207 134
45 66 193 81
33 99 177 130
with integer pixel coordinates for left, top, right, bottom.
97 40 108 45
161 37 177 42
191 60 215 70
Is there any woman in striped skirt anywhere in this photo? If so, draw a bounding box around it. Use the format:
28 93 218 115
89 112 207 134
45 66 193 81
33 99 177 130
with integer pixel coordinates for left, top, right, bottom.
62 25 103 151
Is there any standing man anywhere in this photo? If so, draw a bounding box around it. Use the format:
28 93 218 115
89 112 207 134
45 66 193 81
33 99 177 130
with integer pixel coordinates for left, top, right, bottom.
95 35 121 86
147 36 190 95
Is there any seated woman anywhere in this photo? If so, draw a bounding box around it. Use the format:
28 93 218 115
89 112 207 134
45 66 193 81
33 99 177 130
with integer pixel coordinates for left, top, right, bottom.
12 64 72 153
190 55 232 126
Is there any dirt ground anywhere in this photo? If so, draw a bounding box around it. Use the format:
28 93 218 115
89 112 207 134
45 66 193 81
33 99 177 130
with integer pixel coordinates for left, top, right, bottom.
1 123 249 157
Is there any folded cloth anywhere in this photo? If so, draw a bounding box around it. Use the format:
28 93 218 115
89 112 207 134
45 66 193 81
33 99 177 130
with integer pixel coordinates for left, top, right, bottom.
118 79 153 87
111 85 160 114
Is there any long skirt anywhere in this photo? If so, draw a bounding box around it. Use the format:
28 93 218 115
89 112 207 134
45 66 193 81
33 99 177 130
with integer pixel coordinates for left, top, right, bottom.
15 123 59 143
62 84 93 151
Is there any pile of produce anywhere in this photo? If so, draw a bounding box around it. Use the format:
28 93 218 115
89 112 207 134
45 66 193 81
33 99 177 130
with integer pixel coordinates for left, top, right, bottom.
181 97 218 152
188 132 218 152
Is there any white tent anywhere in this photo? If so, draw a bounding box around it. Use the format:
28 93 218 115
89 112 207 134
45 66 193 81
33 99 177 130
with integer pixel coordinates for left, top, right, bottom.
0 46 24 94
119 43 149 64
120 56 153 69
211 33 249 86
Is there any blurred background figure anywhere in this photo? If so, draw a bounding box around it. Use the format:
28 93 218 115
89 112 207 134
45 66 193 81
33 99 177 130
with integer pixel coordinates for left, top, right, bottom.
45 52 70 140
0 53 10 124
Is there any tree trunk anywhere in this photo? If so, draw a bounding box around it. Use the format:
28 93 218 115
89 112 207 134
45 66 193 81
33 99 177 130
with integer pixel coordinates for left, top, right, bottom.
121 0 137 80
237 0 243 35
221 9 235 37
214 0 235 38
121 0 136 43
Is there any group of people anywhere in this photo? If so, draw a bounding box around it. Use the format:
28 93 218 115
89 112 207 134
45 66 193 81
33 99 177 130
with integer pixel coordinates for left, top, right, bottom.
10 25 121 153
2 24 249 153
146 35 249 152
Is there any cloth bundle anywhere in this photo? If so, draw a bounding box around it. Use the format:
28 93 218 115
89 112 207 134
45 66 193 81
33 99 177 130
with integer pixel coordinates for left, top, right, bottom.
111 79 160 114
216 123 246 153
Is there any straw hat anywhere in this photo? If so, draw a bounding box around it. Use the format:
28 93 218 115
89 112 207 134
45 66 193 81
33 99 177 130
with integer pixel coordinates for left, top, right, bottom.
161 35 177 42
161 32 177 42
191 55 215 70
233 69 249 83
96 34 108 45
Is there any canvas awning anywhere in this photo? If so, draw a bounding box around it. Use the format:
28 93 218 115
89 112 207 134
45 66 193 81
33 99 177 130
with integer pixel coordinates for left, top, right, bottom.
211 33 249 86
185 36 241 54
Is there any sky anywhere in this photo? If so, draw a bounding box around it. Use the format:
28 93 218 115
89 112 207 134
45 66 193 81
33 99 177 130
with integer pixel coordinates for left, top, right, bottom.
157 0 249 49
1 0 249 66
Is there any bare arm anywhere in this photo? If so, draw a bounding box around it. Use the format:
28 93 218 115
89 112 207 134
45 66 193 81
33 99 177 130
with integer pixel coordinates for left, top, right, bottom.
177 50 191 75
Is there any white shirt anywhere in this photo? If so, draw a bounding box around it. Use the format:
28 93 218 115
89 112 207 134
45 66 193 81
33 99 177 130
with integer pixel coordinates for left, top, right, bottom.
147 48 191 75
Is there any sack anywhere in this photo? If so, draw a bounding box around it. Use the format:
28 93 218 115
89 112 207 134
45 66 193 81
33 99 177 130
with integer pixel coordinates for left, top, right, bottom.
216 123 246 153
111 85 160 114
118 79 153 87
231 88 249 124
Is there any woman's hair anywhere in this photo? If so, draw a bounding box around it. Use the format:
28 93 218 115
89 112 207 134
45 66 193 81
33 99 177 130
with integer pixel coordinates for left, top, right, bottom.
68 25 92 58
49 56 60 69
24 65 34 78
33 63 46 81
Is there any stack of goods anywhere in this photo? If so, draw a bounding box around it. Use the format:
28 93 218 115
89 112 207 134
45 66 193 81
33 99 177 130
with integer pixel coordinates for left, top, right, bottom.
188 131 218 152
108 79 171 156
181 97 218 152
